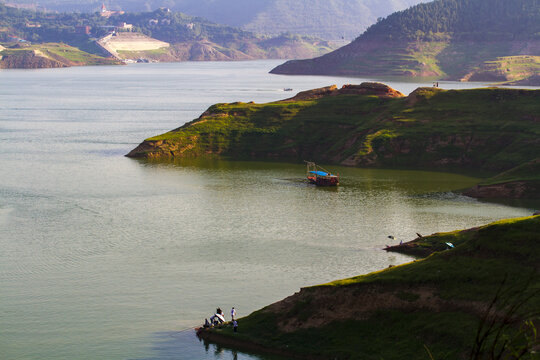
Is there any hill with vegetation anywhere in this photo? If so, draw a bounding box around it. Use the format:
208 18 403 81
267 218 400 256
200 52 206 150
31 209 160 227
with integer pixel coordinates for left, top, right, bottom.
0 4 334 65
126 83 540 199
0 42 122 68
271 0 540 85
6 0 428 40
198 215 540 359
463 158 540 199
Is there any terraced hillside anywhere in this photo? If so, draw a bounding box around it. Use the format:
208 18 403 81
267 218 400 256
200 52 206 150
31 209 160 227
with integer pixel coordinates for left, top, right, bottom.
271 0 540 85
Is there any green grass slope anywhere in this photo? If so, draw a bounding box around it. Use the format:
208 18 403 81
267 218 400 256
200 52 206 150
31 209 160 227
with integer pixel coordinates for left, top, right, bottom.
463 158 540 199
200 216 540 359
270 0 540 84
463 56 540 84
127 84 540 197
0 42 122 68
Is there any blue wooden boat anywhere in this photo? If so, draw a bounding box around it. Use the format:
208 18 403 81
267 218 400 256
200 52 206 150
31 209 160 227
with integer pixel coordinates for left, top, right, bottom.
306 162 339 186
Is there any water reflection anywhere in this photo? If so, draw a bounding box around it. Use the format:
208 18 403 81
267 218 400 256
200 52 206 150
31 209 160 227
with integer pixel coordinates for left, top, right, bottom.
137 330 279 360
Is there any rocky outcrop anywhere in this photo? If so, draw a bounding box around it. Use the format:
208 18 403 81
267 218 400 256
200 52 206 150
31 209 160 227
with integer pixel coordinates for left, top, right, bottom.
126 137 201 159
339 83 405 97
285 82 405 101
126 140 166 159
463 181 540 199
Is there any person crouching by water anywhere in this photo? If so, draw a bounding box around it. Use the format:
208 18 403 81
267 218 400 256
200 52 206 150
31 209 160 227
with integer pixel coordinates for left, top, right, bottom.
231 307 236 321
210 308 225 326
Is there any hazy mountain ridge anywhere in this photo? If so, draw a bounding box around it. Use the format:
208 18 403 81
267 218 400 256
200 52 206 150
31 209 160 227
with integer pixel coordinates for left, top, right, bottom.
5 0 428 40
239 0 430 40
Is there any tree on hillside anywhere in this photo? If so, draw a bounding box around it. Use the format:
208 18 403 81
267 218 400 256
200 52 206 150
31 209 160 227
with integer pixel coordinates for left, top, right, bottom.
362 0 540 41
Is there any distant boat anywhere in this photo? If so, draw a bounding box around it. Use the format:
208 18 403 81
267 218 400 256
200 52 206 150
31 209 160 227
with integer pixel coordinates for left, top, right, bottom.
283 88 293 91
306 161 339 186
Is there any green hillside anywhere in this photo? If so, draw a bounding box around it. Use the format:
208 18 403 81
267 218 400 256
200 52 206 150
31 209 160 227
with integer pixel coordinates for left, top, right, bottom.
199 215 540 359
362 0 540 41
463 158 540 199
271 0 540 84
463 56 540 84
126 83 540 198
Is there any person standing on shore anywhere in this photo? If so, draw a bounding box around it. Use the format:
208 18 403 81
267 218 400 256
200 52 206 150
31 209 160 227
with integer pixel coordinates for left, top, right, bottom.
231 307 236 321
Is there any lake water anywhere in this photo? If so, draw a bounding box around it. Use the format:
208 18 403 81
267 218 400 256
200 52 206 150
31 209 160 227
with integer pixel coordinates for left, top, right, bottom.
0 60 537 360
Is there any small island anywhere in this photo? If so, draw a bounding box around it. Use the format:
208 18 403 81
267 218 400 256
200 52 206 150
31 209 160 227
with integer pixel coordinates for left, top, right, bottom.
127 82 540 199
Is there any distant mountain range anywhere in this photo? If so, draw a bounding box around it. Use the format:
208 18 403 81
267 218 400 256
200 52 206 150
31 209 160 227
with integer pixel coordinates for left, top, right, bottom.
0 4 335 66
5 0 428 40
271 0 540 85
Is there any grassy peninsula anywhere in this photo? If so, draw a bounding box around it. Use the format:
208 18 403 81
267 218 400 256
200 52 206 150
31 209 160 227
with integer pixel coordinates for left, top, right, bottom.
198 215 540 359
271 0 540 85
0 42 122 68
127 83 540 199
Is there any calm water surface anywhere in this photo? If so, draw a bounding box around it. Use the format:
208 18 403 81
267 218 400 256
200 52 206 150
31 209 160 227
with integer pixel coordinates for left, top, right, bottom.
0 60 537 360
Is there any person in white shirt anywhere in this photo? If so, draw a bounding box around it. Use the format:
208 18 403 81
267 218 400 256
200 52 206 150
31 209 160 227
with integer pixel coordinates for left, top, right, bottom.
231 307 236 321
